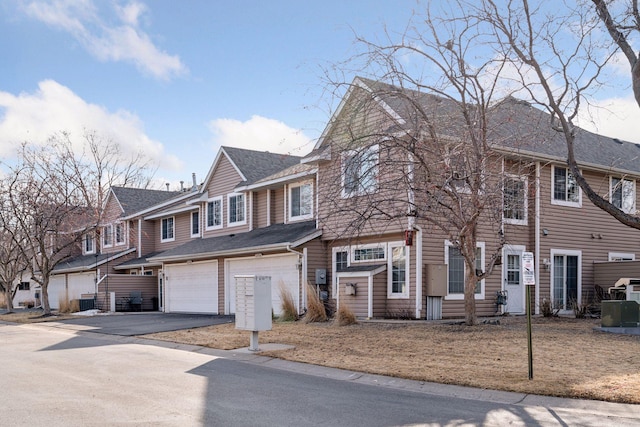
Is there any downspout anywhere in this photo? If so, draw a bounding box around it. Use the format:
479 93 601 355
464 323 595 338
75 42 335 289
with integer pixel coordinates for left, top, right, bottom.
415 225 423 319
266 190 271 226
368 274 373 319
535 162 541 315
407 150 419 318
249 192 254 231
137 218 142 258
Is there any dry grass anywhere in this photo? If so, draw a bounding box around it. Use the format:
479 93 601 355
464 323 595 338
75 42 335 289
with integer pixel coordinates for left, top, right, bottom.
146 316 640 404
336 303 357 326
278 282 298 322
58 298 80 314
0 310 76 323
303 284 327 323
0 293 6 309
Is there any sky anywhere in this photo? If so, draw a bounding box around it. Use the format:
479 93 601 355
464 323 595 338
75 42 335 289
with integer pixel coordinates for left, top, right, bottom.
1 0 639 189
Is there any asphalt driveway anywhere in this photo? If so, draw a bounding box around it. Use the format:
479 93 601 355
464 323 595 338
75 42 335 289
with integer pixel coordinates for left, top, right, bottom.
55 312 234 336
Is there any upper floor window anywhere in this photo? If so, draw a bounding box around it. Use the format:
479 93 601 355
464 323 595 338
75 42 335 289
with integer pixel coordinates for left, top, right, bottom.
102 224 113 247
341 144 378 197
552 166 580 207
445 241 484 300
503 176 527 225
191 210 200 238
161 217 175 242
388 243 409 298
206 196 222 230
115 223 125 245
18 282 30 291
227 193 246 226
289 182 313 220
611 177 635 214
84 233 95 254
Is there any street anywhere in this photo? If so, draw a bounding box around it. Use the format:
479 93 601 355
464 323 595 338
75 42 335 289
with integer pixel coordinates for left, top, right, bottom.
1 321 638 426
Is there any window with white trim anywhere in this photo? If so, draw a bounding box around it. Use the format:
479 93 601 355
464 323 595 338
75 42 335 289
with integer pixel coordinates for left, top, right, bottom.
115 223 125 245
341 144 378 197
608 252 635 261
191 210 200 238
552 165 581 207
352 243 386 263
206 196 222 230
227 193 246 226
102 224 113 247
18 282 30 291
503 176 527 225
84 233 95 254
445 241 484 299
610 177 635 214
161 217 175 242
388 242 409 298
332 247 349 298
289 182 313 220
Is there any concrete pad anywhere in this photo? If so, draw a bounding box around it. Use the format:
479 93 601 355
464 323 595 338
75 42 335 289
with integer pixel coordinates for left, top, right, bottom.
231 343 295 353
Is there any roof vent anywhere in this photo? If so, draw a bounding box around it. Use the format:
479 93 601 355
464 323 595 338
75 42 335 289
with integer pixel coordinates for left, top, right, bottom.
613 138 623 144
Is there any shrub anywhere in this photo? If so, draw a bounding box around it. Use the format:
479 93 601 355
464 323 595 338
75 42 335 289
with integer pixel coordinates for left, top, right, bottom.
540 298 559 318
0 293 6 309
304 284 327 323
278 282 298 322
336 303 357 326
58 298 80 314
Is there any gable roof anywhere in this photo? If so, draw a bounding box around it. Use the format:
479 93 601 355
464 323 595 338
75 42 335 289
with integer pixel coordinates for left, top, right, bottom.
110 187 182 217
51 248 136 274
312 76 640 175
222 146 303 186
149 220 320 262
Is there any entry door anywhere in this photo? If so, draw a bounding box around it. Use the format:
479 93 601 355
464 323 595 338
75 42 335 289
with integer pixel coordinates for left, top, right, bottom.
553 255 579 310
158 270 164 312
503 249 524 314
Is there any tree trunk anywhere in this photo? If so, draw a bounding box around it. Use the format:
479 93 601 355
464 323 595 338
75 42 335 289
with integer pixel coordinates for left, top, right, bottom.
464 265 477 326
41 277 51 315
4 288 14 312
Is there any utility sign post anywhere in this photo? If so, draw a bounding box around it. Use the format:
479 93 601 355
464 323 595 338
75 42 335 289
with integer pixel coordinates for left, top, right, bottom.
521 251 535 380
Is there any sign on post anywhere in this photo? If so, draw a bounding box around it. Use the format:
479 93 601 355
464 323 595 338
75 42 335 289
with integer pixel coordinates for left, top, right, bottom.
522 252 536 285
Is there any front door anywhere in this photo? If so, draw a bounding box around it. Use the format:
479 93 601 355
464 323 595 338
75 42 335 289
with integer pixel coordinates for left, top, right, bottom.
503 249 525 314
553 254 579 311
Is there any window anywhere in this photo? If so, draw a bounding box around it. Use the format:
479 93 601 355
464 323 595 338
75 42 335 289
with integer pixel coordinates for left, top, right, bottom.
352 244 386 262
102 224 113 247
341 145 378 197
115 223 125 245
445 241 484 299
84 234 94 254
611 177 635 214
551 250 581 311
206 197 222 230
289 182 313 220
608 252 635 261
227 193 246 226
18 282 30 291
388 243 409 298
332 247 349 297
552 166 580 206
191 210 200 237
503 176 527 224
161 217 175 242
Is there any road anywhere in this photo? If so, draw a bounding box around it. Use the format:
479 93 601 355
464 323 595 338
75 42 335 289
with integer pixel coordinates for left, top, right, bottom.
1 321 638 426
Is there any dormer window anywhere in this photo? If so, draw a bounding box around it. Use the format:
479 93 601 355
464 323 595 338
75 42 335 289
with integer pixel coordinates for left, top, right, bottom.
102 224 113 248
115 223 125 245
341 145 378 197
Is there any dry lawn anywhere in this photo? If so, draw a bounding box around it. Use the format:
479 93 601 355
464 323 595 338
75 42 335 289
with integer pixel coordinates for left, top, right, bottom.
0 310 76 323
145 316 640 404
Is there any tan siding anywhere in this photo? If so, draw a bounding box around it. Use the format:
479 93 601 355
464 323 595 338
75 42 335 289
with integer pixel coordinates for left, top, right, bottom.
372 273 387 317
140 219 156 253
253 190 269 229
594 261 640 287
154 211 192 251
303 238 328 286
338 276 369 318
203 156 250 237
273 187 285 224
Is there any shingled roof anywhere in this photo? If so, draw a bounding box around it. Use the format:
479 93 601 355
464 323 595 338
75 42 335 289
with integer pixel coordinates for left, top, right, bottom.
222 146 303 186
149 220 319 262
351 77 640 175
110 187 182 217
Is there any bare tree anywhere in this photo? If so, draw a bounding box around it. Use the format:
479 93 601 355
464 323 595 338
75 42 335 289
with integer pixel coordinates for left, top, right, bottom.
0 132 156 314
0 218 29 313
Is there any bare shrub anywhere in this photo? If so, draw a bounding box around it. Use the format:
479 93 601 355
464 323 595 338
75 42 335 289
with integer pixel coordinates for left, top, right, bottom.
278 282 298 322
303 284 327 323
336 303 357 326
58 298 80 314
385 306 415 320
0 293 6 309
540 298 559 318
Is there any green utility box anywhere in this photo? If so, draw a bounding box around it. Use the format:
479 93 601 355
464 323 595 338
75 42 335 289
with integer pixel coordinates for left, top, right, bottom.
601 300 640 327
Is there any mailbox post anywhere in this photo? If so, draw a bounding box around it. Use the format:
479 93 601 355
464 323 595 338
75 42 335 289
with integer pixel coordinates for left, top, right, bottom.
235 275 272 351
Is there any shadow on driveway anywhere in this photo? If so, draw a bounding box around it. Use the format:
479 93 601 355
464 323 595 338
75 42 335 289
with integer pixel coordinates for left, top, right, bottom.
55 312 234 336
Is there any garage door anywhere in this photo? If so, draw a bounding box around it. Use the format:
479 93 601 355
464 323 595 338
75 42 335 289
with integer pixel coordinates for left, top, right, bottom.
164 261 218 314
47 272 96 309
226 254 299 315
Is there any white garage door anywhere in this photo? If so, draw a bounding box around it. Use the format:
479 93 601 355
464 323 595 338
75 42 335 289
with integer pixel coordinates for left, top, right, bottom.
47 272 96 309
226 254 299 315
164 261 218 314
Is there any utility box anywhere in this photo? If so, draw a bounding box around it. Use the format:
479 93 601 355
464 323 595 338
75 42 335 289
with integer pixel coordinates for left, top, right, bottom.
601 300 640 328
235 275 272 332
425 264 447 297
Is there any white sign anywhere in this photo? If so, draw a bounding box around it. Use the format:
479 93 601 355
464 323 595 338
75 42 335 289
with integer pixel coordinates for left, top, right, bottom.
522 252 535 285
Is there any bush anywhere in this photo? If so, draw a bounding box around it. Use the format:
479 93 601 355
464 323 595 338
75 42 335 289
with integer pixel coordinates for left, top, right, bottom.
0 293 6 309
278 282 298 322
336 303 357 326
58 298 80 314
303 284 327 323
540 298 559 318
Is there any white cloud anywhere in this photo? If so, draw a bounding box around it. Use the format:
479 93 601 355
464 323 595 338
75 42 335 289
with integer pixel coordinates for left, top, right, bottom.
208 115 313 155
22 0 186 80
577 95 640 144
0 79 183 171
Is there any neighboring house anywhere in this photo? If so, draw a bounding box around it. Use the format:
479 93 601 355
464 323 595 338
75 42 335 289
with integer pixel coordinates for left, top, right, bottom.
303 77 640 319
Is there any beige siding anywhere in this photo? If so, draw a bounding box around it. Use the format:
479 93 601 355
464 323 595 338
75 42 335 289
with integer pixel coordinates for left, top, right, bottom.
140 219 156 253
338 276 369 318
273 187 285 224
96 275 158 311
154 211 193 251
303 238 328 286
594 261 640 287
253 190 268 229
203 156 250 237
